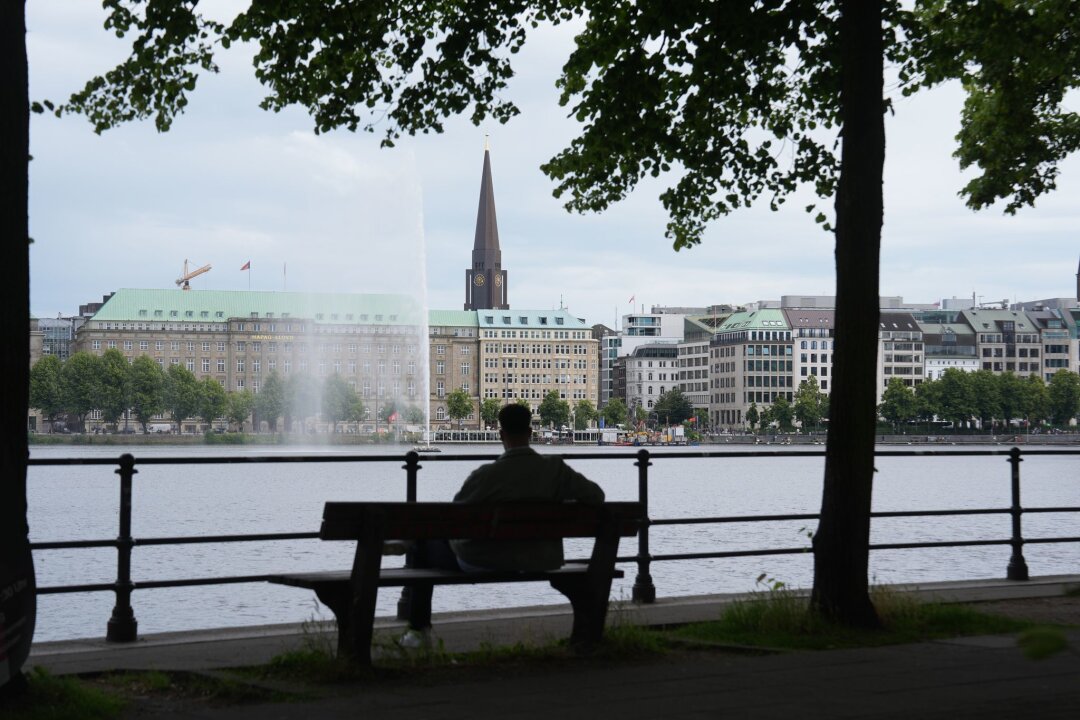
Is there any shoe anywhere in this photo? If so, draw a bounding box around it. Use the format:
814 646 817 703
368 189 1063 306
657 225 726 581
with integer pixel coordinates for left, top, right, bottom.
398 628 431 650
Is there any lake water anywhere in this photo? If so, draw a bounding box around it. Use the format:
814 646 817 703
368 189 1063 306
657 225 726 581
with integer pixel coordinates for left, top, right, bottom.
27 443 1080 641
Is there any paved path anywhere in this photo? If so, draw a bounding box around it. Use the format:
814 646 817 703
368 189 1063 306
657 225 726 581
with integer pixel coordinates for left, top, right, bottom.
26 575 1080 719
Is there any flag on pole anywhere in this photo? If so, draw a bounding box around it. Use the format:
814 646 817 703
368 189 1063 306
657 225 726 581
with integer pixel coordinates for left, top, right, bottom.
240 261 251 271
628 294 635 304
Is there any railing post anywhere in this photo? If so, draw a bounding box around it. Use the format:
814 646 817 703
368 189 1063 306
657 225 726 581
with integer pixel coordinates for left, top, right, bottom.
1006 447 1029 581
107 453 138 642
632 448 655 603
397 451 421 619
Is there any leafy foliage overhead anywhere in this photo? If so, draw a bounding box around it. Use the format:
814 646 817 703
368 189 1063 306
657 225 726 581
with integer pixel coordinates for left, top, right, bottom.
50 1 905 247
903 0 1080 213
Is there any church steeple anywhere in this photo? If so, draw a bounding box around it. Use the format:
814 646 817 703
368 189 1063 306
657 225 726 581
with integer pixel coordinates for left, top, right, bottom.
464 144 508 310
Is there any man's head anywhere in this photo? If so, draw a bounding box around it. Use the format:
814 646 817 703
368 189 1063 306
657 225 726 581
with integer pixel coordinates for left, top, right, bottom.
498 404 533 448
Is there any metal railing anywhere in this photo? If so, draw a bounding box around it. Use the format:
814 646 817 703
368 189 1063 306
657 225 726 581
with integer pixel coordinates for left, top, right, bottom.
28 446 1080 642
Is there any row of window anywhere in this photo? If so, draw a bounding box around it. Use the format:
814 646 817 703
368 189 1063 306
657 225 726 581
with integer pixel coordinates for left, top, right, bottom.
90 338 424 357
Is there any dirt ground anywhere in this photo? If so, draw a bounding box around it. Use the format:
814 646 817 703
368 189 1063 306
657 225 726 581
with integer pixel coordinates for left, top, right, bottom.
965 596 1080 626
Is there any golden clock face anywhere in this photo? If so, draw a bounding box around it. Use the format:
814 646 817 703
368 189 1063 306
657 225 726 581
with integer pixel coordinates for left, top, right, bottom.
473 274 485 286
494 274 502 287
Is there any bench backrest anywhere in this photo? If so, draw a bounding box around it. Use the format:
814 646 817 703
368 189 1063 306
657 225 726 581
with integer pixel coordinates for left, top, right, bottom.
320 501 643 541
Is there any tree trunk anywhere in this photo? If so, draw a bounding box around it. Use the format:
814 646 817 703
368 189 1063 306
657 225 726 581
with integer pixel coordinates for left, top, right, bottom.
0 0 35 691
810 0 884 627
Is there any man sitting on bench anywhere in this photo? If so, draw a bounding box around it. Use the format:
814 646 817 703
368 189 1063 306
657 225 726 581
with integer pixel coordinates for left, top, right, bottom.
401 403 604 647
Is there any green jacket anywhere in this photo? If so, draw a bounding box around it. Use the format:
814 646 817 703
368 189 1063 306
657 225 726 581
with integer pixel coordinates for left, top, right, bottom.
450 446 605 571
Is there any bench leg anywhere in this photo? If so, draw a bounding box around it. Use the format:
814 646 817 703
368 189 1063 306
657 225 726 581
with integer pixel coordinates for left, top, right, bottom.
311 585 353 657
551 528 621 646
343 520 386 665
549 575 609 646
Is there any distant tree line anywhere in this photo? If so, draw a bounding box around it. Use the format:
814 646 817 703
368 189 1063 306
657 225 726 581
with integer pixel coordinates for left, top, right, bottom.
28 350 427 434
879 368 1080 431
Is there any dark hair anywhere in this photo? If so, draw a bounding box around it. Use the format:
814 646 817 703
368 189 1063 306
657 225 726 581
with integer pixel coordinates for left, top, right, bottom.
498 404 532 435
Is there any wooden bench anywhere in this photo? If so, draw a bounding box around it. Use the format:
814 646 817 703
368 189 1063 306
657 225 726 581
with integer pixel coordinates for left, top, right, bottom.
269 501 644 664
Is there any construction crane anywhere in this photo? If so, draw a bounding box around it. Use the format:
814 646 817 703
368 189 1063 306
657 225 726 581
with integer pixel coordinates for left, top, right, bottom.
175 259 211 290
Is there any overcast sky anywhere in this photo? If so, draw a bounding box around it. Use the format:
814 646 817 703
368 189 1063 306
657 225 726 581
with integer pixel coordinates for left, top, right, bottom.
27 3 1080 328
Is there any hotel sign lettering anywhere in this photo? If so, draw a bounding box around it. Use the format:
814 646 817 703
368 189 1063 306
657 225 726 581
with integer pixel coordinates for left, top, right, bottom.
250 335 295 341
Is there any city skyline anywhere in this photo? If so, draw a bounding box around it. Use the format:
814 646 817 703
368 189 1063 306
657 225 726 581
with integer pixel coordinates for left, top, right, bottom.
27 3 1080 327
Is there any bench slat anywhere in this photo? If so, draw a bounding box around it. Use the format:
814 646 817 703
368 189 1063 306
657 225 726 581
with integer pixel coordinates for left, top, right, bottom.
321 501 643 541
270 565 623 589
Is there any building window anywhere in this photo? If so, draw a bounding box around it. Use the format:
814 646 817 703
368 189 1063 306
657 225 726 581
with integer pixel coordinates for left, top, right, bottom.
202 358 210 372
218 359 226 372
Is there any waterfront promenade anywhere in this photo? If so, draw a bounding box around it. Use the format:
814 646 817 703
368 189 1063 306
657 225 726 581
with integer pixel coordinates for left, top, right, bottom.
28 575 1080 719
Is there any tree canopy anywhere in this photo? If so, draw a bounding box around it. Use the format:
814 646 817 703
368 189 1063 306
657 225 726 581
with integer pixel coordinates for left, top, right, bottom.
652 389 694 425
794 376 827 431
538 390 570 429
255 371 287 432
446 388 473 428
574 399 597 430
98 348 132 428
164 364 201 432
480 398 502 429
601 397 627 428
321 374 363 432
129 355 165 433
29 355 64 426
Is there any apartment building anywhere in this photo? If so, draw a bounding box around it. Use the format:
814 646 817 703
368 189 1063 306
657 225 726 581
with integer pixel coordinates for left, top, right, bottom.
708 309 794 429
624 343 679 417
477 308 599 409
877 312 925 401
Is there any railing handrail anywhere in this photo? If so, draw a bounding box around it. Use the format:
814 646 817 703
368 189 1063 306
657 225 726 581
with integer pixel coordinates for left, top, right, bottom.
27 445 1080 467
27 446 1080 642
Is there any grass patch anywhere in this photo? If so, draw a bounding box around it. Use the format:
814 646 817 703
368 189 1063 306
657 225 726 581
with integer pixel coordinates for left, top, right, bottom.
670 585 1035 651
1 667 125 720
245 621 667 686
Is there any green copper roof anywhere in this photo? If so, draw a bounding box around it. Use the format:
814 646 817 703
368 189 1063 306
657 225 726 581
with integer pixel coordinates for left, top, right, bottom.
475 308 588 330
428 310 479 327
92 288 425 325
717 308 789 331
